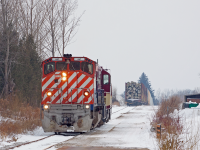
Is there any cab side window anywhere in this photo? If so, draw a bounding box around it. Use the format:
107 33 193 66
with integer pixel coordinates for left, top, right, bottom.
81 62 93 74
44 62 55 75
103 74 109 85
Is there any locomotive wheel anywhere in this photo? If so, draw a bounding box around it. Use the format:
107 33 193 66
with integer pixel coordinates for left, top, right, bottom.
80 132 85 134
55 132 60 135
98 120 104 127
109 109 111 120
106 109 110 123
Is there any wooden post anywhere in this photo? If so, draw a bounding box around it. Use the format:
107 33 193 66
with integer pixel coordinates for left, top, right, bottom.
157 124 161 138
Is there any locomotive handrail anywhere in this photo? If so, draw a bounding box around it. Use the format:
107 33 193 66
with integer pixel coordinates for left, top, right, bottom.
97 89 104 105
43 87 62 104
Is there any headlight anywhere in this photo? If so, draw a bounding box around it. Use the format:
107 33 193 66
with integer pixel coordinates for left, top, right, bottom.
44 105 49 109
47 91 52 96
84 91 89 97
62 76 67 81
62 72 67 77
85 105 90 109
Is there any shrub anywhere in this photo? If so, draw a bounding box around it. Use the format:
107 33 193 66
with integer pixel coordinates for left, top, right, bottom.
0 96 41 141
151 95 200 150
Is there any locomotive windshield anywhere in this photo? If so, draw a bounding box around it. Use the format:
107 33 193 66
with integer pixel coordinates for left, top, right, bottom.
44 62 55 74
81 62 93 74
57 62 67 71
43 59 93 75
69 62 80 70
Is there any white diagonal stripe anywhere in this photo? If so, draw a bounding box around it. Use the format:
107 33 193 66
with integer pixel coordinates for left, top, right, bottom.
42 75 55 92
58 82 68 102
42 77 46 82
55 72 60 74
69 92 77 102
61 72 77 103
77 77 93 103
78 95 84 103
68 81 77 93
85 94 94 103
78 74 85 83
67 82 77 102
85 84 94 103
51 79 67 102
67 73 85 103
80 77 92 88
59 92 67 103
42 78 61 101
68 72 77 83
42 72 77 103
89 84 93 91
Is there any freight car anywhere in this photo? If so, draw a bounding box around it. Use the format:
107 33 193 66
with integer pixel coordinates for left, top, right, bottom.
125 81 154 106
40 54 112 133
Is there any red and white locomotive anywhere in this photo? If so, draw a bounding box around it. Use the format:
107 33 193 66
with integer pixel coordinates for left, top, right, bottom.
41 54 112 133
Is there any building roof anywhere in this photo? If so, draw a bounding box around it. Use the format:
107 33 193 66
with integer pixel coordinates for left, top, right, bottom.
184 93 200 102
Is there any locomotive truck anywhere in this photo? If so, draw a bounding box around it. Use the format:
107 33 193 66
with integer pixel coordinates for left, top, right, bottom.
40 54 112 134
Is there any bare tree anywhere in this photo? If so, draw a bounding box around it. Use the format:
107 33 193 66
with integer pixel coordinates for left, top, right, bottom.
17 0 83 58
58 0 83 55
112 87 118 103
43 0 60 57
0 0 20 97
17 0 49 58
0 0 83 98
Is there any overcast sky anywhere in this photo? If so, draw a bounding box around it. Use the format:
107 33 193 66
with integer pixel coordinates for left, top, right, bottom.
66 0 200 94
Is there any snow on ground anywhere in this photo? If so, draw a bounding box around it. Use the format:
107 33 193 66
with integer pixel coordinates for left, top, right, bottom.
1 105 200 150
116 95 125 106
0 126 74 150
52 106 158 150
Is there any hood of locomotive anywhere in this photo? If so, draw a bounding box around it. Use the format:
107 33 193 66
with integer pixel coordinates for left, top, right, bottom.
41 71 94 105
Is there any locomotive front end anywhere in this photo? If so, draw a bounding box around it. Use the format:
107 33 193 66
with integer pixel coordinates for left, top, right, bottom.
41 55 95 133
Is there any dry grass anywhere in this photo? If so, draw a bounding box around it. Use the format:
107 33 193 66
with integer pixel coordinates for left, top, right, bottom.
151 95 182 128
151 95 200 150
0 97 41 141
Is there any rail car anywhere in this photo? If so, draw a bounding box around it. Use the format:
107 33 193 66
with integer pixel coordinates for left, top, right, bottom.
40 54 112 133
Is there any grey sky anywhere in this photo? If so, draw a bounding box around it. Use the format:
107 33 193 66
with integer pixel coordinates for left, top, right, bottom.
66 0 200 94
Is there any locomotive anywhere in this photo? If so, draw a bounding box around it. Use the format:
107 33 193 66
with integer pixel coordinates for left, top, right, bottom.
40 54 112 133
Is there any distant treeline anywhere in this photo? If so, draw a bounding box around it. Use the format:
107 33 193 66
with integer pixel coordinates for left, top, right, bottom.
155 88 200 102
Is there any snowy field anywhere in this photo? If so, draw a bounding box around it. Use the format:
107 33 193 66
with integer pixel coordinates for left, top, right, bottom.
0 105 200 150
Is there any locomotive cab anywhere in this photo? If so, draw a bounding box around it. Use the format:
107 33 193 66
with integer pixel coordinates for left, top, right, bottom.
41 54 112 133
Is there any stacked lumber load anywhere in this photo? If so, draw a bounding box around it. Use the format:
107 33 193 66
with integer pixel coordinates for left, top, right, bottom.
125 81 142 100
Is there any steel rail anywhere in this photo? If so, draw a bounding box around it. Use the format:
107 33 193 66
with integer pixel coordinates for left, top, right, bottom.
111 107 128 114
8 135 55 150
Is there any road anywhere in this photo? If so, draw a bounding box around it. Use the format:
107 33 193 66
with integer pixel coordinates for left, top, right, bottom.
51 106 156 150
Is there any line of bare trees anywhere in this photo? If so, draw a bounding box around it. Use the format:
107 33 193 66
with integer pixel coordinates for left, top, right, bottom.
0 0 82 98
155 88 200 102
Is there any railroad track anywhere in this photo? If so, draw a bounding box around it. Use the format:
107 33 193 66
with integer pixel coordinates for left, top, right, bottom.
2 135 56 150
5 106 130 150
111 106 128 114
3 133 78 150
